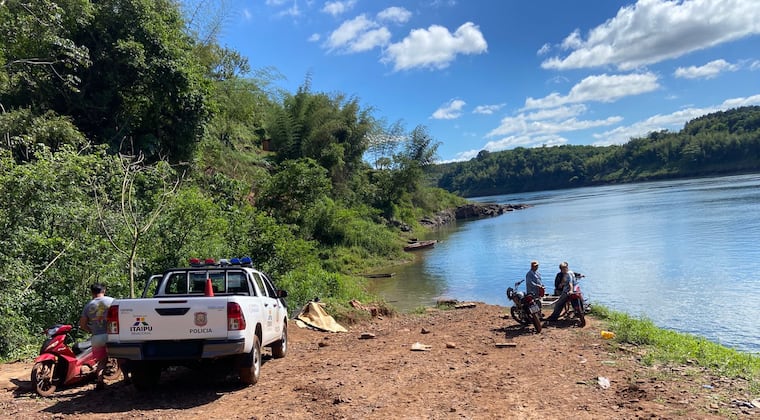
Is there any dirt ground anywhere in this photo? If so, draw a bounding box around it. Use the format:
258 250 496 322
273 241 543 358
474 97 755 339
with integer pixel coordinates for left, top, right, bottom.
1 303 757 419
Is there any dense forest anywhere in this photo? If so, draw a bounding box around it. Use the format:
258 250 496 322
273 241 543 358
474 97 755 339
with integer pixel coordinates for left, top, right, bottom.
434 106 760 197
0 0 464 361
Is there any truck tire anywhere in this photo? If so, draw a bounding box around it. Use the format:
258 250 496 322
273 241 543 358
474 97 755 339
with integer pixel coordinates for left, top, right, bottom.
239 335 261 385
131 362 161 391
270 321 288 359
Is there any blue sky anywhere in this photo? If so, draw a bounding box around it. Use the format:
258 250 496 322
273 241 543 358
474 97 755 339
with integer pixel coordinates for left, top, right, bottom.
216 0 760 162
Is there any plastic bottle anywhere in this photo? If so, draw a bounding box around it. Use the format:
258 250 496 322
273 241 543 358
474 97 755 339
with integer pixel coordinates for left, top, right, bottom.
600 330 615 339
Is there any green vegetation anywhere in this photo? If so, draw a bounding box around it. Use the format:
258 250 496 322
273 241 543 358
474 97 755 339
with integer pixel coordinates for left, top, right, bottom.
592 305 760 393
0 0 456 361
2 0 757 370
435 106 760 196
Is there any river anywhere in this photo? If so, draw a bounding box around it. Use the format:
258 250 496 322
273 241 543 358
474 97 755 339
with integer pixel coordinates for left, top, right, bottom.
369 173 760 354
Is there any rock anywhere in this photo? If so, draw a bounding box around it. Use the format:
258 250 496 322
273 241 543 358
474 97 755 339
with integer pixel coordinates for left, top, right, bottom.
410 342 432 351
419 203 530 228
446 342 457 349
420 327 431 334
359 333 376 339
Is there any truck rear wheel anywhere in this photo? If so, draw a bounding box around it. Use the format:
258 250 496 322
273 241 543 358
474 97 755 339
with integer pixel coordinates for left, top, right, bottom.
239 335 261 385
270 321 288 359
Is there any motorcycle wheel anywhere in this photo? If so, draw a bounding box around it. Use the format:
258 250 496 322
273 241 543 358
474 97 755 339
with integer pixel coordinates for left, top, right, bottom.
102 358 122 381
576 311 586 328
510 306 527 325
31 361 57 397
531 313 542 333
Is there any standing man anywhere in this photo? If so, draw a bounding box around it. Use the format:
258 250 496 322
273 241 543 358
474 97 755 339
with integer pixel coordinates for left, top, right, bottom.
525 260 544 297
78 283 113 390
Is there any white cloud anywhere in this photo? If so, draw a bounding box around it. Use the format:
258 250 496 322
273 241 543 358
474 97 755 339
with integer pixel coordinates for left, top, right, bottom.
674 59 738 79
351 27 392 52
432 99 467 120
524 73 659 110
382 22 488 71
265 0 287 5
749 60 760 71
447 134 569 162
592 94 760 145
278 3 300 18
542 0 760 71
472 103 505 115
325 15 389 53
487 112 622 138
377 7 412 24
452 103 621 159
322 0 356 17
537 43 551 56
308 33 320 42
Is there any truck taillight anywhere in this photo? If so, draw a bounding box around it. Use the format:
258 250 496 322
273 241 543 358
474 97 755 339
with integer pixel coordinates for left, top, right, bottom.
106 305 119 334
227 302 246 331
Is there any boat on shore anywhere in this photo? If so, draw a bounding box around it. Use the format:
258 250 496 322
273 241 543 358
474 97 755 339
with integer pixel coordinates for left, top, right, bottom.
403 240 437 251
362 273 396 278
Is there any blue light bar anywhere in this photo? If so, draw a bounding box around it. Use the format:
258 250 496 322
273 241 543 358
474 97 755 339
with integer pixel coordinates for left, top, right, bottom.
240 256 253 266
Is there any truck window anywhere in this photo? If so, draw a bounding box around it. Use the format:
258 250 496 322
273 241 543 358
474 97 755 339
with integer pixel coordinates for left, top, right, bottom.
209 272 226 293
261 273 278 297
189 271 227 294
165 273 188 294
227 272 249 295
189 272 207 293
251 272 268 297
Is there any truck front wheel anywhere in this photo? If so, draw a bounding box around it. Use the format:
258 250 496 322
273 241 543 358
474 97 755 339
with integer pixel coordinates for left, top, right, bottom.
270 321 288 359
239 335 261 385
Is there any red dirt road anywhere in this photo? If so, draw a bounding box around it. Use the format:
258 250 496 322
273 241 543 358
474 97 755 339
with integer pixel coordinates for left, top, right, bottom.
1 303 756 419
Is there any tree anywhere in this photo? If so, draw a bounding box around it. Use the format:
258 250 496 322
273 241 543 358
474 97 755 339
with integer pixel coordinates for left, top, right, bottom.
267 80 375 194
94 153 182 298
259 158 331 238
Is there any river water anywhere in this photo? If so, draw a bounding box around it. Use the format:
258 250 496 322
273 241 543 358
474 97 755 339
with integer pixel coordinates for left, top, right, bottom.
370 173 760 354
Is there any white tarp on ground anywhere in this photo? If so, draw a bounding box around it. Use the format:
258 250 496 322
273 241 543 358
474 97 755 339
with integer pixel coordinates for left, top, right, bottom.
294 301 347 333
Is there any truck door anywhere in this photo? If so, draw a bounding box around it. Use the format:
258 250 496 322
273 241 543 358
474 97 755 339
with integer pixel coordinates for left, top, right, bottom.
251 272 279 344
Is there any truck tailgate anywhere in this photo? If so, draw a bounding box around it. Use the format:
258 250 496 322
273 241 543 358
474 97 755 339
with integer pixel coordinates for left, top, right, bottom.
115 297 229 341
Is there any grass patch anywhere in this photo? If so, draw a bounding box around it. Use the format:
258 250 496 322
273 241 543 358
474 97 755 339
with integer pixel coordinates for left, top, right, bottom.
591 305 760 392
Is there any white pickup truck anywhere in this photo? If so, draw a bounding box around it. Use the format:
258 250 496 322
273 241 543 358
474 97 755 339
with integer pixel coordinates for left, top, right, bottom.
105 257 288 390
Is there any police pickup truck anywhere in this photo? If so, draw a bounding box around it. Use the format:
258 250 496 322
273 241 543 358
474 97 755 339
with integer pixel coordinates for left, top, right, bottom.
106 257 288 389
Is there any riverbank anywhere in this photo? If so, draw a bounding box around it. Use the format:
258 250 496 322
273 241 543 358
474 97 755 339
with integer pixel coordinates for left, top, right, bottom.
1 303 757 419
418 202 530 228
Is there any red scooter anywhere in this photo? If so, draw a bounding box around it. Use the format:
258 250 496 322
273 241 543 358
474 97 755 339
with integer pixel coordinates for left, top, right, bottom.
31 324 120 396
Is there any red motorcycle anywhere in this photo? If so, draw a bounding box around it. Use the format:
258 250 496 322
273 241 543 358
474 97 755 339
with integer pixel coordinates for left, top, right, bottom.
560 276 588 327
31 324 121 396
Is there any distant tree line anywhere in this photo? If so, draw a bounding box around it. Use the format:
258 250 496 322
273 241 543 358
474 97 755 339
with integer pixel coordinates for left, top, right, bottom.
433 106 760 197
